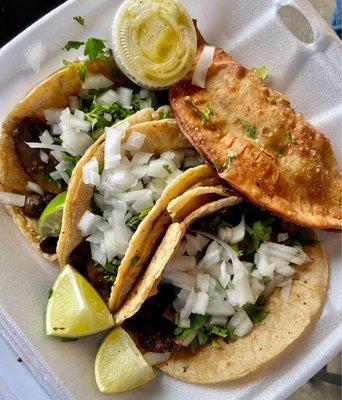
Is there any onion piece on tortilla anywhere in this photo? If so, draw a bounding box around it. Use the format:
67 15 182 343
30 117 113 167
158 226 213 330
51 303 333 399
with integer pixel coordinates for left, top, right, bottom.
0 192 25 207
144 352 170 366
26 181 44 195
191 45 215 89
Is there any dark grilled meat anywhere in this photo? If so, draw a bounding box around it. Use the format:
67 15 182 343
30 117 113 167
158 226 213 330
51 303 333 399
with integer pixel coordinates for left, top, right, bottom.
13 118 62 193
23 192 54 218
39 237 58 254
126 284 181 353
68 241 112 302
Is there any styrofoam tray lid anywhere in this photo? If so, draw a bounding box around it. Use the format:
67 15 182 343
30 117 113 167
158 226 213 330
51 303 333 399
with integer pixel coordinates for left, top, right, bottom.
0 1 341 399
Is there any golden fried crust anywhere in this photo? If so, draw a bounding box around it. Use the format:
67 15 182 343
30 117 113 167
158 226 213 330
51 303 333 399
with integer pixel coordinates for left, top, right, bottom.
169 31 342 229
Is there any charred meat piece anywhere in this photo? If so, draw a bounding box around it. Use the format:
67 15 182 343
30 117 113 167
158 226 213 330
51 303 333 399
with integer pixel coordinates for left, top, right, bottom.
13 118 53 176
67 241 112 301
23 192 54 218
86 259 112 302
126 284 181 353
39 237 58 254
13 118 61 193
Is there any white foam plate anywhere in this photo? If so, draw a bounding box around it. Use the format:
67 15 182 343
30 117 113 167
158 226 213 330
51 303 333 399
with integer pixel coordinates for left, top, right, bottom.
0 1 341 399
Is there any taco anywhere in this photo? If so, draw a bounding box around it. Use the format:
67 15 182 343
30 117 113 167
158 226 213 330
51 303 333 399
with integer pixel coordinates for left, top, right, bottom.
0 57 157 259
57 111 235 311
119 197 328 383
169 27 341 230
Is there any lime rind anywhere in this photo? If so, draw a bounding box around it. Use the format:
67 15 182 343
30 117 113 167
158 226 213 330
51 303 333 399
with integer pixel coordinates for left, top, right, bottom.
46 265 114 338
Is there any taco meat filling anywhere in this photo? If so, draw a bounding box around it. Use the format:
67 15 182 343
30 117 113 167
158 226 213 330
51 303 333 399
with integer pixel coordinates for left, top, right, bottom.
127 203 316 353
14 118 58 180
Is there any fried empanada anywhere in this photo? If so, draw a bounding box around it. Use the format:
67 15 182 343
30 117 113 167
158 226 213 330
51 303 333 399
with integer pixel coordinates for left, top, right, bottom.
170 30 341 230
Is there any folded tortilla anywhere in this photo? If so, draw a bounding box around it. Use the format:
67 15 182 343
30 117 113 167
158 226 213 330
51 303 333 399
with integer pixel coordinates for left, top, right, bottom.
0 59 123 260
117 197 328 383
169 27 341 229
57 110 234 312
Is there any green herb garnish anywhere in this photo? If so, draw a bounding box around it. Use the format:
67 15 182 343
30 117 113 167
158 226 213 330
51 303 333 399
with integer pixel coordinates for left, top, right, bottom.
63 40 84 51
84 38 107 60
73 16 85 26
224 150 237 172
159 110 173 119
253 66 269 80
184 96 215 126
246 219 273 253
78 62 88 82
211 340 221 348
240 119 256 139
126 207 152 231
244 303 270 324
163 163 172 174
62 153 80 177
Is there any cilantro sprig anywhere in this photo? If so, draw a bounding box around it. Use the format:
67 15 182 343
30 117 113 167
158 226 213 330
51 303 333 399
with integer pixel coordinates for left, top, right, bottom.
240 119 256 139
73 16 85 26
184 96 215 126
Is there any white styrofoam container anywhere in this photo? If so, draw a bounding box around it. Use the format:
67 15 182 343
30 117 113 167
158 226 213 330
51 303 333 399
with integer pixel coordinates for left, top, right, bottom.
0 1 341 399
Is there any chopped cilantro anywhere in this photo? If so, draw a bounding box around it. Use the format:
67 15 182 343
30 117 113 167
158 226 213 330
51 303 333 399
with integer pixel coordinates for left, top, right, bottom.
126 207 152 231
62 153 80 177
130 256 140 266
63 40 84 51
240 119 256 138
190 337 199 352
244 303 269 324
224 150 237 172
210 325 228 338
159 110 173 119
103 259 120 275
190 314 208 330
78 62 88 82
184 96 215 126
253 66 269 80
73 16 85 26
211 340 221 348
246 219 273 253
163 163 172 174
63 59 74 67
47 288 53 299
84 38 107 60
200 107 215 125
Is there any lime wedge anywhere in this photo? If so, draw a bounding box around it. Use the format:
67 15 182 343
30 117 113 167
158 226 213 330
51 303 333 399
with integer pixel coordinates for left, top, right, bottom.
37 191 67 237
95 327 155 393
46 265 114 338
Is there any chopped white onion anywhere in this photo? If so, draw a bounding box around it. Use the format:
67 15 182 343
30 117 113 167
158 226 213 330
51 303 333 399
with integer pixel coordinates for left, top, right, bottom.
206 299 235 316
26 181 44 195
192 292 209 315
278 232 289 242
210 315 228 326
98 89 119 105
25 142 64 151
229 309 253 337
178 318 191 328
104 127 122 170
124 132 146 152
82 74 113 90
78 211 97 236
83 157 100 186
0 191 25 207
191 45 215 88
180 288 196 319
43 108 63 125
39 130 54 145
26 41 43 74
117 87 133 108
144 352 170 366
230 215 245 244
39 150 49 164
163 271 196 291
